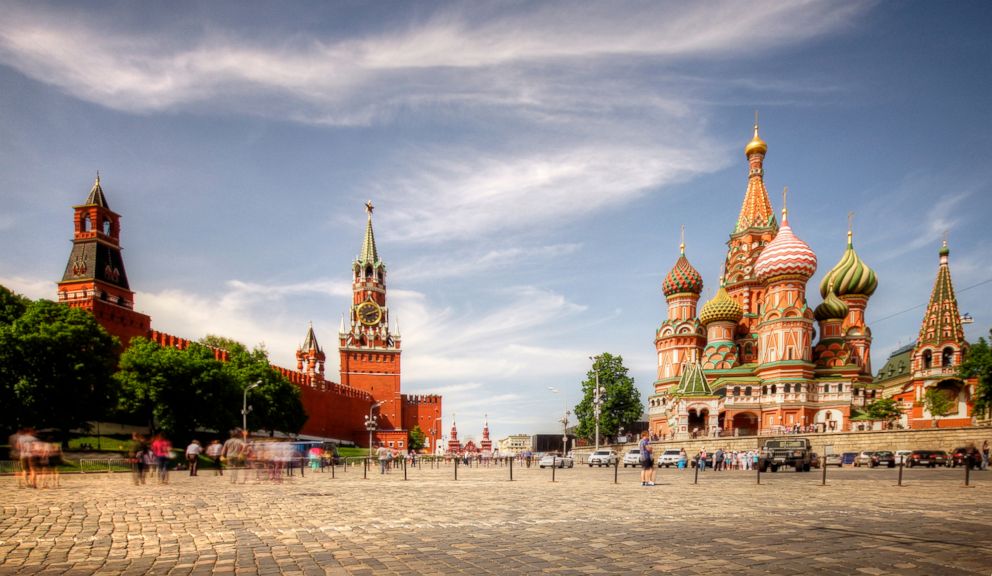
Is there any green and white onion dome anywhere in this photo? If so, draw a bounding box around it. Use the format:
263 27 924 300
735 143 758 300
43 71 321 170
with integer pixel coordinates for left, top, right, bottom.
819 232 877 298
814 288 850 322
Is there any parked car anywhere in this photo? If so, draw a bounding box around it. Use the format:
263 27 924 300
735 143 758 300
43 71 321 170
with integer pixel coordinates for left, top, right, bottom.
871 450 896 468
758 438 812 472
841 452 859 466
853 451 874 467
539 453 574 468
587 449 617 467
824 453 843 467
895 450 912 465
809 453 821 469
622 448 642 467
906 450 949 468
657 449 681 468
950 446 981 468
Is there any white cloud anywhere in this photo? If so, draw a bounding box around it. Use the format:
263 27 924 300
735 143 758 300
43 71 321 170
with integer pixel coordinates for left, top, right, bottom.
392 243 581 281
0 274 55 300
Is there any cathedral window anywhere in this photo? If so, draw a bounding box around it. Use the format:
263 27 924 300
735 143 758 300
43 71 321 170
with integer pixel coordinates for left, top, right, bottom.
783 384 790 393
942 347 954 367
770 384 777 394
103 218 111 235
745 386 752 396
922 350 933 369
83 215 92 232
761 385 767 395
733 386 740 396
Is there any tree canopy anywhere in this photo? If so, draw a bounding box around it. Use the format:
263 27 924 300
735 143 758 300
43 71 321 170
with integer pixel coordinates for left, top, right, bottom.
0 296 118 443
864 397 903 422
408 424 426 451
572 353 643 443
958 330 992 418
923 387 953 426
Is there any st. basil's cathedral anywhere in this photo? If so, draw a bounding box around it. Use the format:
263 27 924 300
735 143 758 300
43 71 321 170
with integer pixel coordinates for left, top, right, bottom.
649 123 977 439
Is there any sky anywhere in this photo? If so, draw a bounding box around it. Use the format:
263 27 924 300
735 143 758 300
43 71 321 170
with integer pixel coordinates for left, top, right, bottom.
1 1 991 442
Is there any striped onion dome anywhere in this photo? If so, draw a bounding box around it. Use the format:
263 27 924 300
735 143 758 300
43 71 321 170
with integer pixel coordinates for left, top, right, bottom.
699 281 743 325
814 287 849 322
662 245 704 297
819 231 877 298
754 211 817 282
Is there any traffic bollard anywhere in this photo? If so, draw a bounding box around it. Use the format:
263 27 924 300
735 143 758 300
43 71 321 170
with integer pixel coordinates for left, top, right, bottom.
821 460 827 486
614 459 619 484
454 457 458 481
509 457 513 481
756 464 761 485
694 462 699 485
552 457 556 482
897 460 903 487
364 457 368 479
331 461 335 479
964 460 971 487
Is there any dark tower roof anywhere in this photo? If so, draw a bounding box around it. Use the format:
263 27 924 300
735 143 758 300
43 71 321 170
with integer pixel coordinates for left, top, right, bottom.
86 173 110 208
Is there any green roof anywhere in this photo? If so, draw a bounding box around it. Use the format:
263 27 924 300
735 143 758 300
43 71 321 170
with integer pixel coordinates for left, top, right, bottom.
676 361 712 396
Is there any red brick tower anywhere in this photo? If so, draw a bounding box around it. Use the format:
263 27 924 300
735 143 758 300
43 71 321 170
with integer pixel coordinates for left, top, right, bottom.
655 233 705 390
57 174 150 347
339 201 404 442
480 416 493 453
296 322 326 385
724 120 779 362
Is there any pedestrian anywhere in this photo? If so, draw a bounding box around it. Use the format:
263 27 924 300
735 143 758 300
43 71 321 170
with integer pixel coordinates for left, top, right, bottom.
206 439 223 475
130 433 148 485
982 440 989 471
698 448 708 471
639 431 655 486
376 443 390 474
222 430 246 483
151 434 173 484
186 440 202 476
714 448 724 471
678 447 687 470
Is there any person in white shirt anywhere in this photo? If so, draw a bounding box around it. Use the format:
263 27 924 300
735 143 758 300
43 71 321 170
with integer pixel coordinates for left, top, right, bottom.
185 440 202 476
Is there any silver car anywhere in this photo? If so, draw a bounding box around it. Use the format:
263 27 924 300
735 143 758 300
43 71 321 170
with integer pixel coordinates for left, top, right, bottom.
539 453 574 468
622 448 642 467
657 449 681 468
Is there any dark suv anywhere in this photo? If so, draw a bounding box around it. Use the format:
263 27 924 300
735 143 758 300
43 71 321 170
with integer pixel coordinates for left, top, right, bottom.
758 438 812 472
870 451 896 468
950 446 980 468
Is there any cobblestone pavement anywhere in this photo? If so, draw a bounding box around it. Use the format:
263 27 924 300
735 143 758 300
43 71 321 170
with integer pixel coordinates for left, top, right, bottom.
1 462 990 575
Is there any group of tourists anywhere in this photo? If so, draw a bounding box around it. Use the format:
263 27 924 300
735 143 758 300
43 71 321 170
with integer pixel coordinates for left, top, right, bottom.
8 428 61 489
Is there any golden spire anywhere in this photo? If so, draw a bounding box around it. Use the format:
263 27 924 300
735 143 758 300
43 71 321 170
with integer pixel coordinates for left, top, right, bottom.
847 211 854 245
744 111 767 156
679 224 685 255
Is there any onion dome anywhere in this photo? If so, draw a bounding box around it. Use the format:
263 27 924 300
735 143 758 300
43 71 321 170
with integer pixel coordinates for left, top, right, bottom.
744 122 767 157
819 230 877 298
814 287 849 322
699 279 743 325
662 242 704 297
754 193 817 282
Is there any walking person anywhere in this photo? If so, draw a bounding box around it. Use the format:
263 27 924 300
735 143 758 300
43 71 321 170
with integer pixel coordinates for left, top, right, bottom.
982 440 989 471
376 443 390 474
206 439 223 475
130 433 148 485
698 447 708 472
186 440 202 476
222 430 246 484
151 434 173 484
639 431 655 486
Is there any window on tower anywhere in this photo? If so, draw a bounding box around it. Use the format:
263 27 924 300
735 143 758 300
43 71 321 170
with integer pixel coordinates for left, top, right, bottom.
941 347 954 367
923 350 933 369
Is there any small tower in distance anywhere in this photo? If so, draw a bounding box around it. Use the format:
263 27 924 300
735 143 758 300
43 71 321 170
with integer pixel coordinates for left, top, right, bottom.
296 322 326 385
57 174 150 347
480 416 493 453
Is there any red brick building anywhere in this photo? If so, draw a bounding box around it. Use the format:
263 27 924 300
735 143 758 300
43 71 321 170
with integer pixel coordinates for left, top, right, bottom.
58 178 441 449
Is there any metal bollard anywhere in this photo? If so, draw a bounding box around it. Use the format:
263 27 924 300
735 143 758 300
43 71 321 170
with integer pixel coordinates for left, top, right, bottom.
694 462 699 485
509 456 513 481
614 458 618 484
454 457 458 480
756 464 761 485
897 460 903 487
821 460 827 485
364 457 368 479
331 461 335 479
552 457 556 482
964 460 971 487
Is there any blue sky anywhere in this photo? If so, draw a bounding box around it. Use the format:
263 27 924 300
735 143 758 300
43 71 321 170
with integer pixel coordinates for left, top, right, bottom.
1 1 990 441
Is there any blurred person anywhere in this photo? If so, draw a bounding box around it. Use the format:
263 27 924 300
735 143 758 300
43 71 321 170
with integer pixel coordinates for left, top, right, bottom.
982 440 989 471
639 431 655 486
222 430 246 484
19 428 39 488
35 442 60 488
376 443 389 474
206 439 223 475
130 433 148 485
151 434 172 484
185 440 202 476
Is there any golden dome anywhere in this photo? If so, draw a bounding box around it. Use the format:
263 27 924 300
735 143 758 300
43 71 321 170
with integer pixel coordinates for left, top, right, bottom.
744 123 767 157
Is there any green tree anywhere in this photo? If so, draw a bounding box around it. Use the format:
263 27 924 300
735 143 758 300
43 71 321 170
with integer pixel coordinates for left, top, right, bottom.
923 387 953 427
116 337 242 439
0 299 117 445
0 285 28 325
200 335 307 436
958 330 992 418
573 353 643 443
408 424 426 451
864 397 903 424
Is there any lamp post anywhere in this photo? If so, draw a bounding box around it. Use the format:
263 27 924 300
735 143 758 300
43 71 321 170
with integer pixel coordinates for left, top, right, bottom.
242 380 261 440
365 401 384 453
589 356 606 451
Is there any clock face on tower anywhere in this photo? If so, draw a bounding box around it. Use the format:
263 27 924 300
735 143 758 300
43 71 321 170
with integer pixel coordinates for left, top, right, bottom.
356 301 382 326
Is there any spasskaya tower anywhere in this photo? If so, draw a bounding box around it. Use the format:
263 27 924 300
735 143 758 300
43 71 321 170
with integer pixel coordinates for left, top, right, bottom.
339 201 403 433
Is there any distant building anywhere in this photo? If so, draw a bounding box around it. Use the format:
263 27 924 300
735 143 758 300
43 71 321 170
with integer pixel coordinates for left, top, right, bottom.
496 434 532 454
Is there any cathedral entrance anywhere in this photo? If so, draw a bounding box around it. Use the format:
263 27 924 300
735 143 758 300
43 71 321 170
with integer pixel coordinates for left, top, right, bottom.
687 408 708 438
732 412 758 437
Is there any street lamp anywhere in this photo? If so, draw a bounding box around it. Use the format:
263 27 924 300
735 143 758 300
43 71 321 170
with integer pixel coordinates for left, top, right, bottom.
365 401 384 452
242 380 261 440
589 356 606 451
